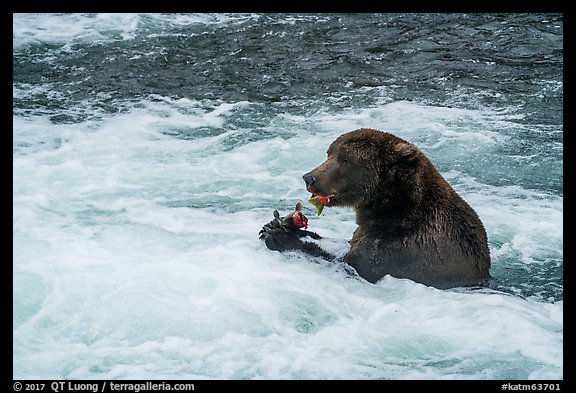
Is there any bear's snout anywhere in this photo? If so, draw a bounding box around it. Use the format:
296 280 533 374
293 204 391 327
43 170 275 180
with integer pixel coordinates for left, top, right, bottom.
303 172 316 188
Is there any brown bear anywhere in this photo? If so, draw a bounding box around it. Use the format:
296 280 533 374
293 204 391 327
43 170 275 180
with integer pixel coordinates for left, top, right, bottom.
260 128 491 289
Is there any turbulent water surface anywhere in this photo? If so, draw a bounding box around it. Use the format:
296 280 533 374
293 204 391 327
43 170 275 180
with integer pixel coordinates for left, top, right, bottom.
13 13 563 380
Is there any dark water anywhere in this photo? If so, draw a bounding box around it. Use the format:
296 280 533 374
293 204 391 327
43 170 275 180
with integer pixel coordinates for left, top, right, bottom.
13 13 563 184
14 14 563 114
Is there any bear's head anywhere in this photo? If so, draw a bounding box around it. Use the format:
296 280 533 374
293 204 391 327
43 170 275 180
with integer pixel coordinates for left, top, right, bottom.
303 128 423 212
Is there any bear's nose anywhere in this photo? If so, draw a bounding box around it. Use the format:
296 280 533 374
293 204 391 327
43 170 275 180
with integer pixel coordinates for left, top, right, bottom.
303 172 316 187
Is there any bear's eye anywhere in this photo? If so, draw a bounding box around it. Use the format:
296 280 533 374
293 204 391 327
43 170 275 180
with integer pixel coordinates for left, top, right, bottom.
337 149 352 166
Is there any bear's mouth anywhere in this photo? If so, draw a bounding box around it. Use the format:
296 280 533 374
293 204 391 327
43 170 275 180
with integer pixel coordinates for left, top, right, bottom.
307 188 336 206
307 190 336 216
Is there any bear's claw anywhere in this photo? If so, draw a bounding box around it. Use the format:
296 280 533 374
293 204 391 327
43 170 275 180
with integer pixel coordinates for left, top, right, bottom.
259 219 323 250
259 222 301 251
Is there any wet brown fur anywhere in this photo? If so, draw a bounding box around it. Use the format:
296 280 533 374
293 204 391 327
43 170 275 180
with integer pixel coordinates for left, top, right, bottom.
304 128 491 288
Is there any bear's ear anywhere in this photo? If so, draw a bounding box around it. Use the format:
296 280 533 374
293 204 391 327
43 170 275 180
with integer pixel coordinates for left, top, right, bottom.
393 142 420 163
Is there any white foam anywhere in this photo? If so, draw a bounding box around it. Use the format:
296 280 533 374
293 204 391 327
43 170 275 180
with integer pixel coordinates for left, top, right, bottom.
13 95 563 379
13 13 141 49
12 13 261 49
446 176 563 266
